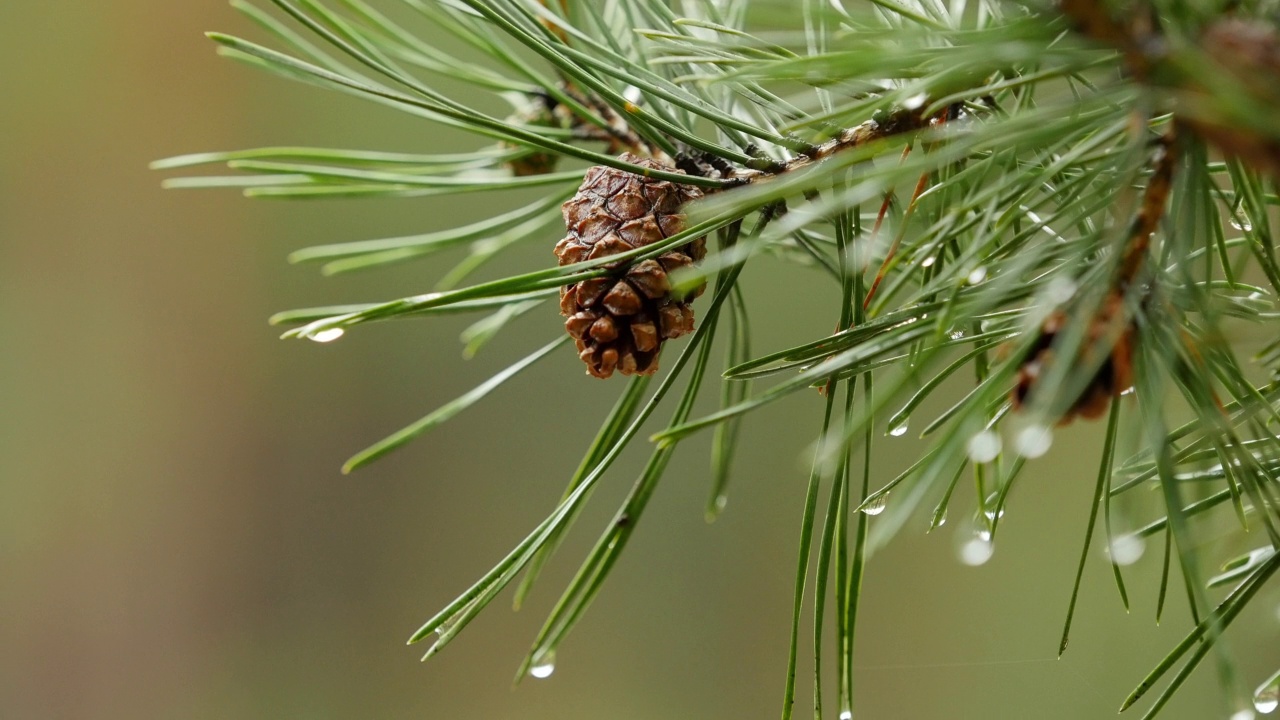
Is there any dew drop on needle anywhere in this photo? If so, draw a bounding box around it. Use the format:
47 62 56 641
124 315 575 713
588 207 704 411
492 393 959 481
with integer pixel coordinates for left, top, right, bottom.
1045 276 1077 304
307 328 345 343
530 651 556 679
903 93 927 110
861 493 889 516
1014 425 1053 458
960 536 994 566
1253 667 1280 714
966 430 1001 463
1106 534 1145 566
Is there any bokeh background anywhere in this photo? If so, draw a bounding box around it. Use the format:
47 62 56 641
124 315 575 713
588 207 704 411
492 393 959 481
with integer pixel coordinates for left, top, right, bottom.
2 3 1276 719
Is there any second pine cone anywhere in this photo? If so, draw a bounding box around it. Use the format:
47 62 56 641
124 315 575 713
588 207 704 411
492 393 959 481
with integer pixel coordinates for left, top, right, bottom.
555 153 707 378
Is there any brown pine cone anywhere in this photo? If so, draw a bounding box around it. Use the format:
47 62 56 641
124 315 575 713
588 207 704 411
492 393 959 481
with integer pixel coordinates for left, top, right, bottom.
1011 294 1135 423
555 153 707 378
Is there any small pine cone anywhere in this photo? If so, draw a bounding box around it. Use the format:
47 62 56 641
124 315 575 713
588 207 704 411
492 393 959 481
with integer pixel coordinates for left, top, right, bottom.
1012 294 1135 424
556 153 707 378
508 147 560 177
502 99 564 177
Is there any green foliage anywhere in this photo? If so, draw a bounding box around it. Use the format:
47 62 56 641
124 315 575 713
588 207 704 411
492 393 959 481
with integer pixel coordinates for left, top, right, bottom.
155 0 1280 716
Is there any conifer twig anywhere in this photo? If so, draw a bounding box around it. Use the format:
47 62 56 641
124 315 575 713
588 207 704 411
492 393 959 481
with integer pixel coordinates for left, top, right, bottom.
155 2 1280 716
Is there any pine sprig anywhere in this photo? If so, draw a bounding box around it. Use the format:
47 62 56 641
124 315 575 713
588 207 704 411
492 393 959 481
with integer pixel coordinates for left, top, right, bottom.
156 0 1280 717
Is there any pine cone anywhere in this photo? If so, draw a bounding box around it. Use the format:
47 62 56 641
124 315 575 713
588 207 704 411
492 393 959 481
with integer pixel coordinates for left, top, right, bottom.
1012 294 1134 423
503 98 564 177
555 153 707 378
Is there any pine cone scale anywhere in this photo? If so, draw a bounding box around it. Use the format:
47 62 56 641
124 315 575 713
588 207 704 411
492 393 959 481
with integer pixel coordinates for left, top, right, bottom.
626 260 670 299
602 281 643 316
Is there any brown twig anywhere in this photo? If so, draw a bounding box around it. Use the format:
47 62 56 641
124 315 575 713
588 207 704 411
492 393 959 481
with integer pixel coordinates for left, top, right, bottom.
724 106 939 184
861 110 957 311
1011 123 1178 423
1116 123 1178 289
863 149 926 310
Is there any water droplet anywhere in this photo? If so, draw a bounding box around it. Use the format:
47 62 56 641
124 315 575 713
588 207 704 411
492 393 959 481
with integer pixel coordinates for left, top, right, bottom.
921 255 936 268
977 528 992 542
840 711 853 720
889 422 909 437
861 493 889 516
966 430 1002 463
1014 425 1053 459
1046 276 1077 304
932 508 948 527
903 93 927 110
307 328 345 343
714 495 728 512
983 507 1005 522
530 651 556 679
967 266 987 285
960 537 994 566
1253 668 1280 713
1231 214 1253 232
1107 534 1145 566
1230 709 1256 720
949 330 967 340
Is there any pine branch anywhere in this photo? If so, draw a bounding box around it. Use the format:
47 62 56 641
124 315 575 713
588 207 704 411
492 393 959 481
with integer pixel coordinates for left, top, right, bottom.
155 0 1280 716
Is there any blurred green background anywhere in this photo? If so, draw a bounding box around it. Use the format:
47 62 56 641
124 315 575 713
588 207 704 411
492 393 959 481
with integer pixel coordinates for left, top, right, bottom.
1 3 1275 719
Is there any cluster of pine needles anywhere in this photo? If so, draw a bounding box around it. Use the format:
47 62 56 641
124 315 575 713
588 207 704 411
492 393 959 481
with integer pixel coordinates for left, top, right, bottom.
154 0 1280 716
